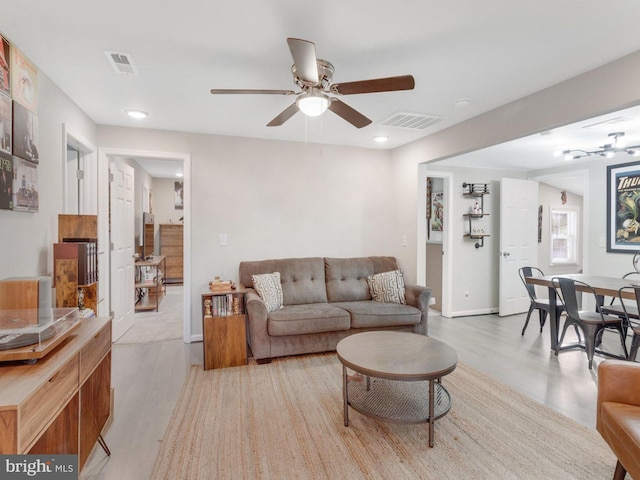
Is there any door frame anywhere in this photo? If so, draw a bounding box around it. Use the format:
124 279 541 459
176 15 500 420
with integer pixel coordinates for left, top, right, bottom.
98 147 192 343
530 169 589 275
62 123 97 215
417 165 453 317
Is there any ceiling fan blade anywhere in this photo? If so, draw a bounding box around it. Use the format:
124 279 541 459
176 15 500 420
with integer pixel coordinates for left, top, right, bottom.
287 38 319 84
267 103 299 127
210 88 296 95
331 75 415 95
328 99 372 129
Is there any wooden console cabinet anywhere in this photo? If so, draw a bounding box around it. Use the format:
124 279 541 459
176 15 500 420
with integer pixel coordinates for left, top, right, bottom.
0 317 112 471
202 287 247 370
160 224 183 284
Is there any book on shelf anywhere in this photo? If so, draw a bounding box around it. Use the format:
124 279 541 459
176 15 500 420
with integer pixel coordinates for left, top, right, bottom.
54 241 97 286
209 293 238 317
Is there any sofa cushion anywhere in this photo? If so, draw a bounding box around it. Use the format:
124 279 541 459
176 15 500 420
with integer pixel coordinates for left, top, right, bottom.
332 301 421 329
240 257 327 306
274 257 328 305
367 269 406 304
252 272 284 312
267 304 351 336
325 257 398 303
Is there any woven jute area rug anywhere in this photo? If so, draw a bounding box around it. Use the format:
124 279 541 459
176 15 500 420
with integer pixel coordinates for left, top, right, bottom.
151 353 615 479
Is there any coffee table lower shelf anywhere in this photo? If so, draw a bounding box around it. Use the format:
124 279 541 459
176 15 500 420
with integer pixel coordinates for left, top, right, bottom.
343 368 452 447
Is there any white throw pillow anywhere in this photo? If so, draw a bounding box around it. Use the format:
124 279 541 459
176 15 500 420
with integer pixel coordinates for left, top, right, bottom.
251 272 284 312
367 270 406 304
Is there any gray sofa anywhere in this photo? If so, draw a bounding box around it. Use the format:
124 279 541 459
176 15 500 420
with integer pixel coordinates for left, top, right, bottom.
238 256 432 363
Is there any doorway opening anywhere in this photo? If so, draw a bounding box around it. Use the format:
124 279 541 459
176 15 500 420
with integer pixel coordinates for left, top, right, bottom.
98 147 192 343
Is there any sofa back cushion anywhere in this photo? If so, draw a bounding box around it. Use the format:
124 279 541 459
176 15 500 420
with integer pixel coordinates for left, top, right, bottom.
239 257 327 305
325 256 398 303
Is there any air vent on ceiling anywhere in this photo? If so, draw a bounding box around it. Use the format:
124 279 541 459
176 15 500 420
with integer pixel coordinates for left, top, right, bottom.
380 111 443 130
104 51 138 75
581 116 629 129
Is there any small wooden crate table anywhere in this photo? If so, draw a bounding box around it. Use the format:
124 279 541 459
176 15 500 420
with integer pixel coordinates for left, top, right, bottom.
201 286 247 370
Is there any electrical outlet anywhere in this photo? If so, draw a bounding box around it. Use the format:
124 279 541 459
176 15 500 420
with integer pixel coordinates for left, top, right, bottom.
464 290 470 299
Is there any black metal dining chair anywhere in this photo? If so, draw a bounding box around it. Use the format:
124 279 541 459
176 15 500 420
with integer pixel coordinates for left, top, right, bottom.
554 277 629 369
599 272 640 326
519 267 565 335
615 285 640 362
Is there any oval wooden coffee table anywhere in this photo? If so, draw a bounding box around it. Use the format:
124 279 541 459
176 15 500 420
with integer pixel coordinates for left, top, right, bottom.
336 331 457 447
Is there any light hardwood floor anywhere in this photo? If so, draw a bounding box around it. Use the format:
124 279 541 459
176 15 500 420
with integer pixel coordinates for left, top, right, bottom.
80 297 630 479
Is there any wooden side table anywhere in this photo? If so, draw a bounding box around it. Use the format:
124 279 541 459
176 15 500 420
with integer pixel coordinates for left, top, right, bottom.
202 287 247 370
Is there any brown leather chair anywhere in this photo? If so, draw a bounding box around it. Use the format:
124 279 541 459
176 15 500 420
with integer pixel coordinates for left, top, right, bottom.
597 360 640 480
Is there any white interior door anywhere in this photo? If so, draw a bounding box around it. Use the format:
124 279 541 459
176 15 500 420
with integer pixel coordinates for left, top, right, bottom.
499 178 538 316
110 158 135 340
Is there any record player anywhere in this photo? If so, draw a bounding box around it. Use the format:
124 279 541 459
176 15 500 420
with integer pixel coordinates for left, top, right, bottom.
0 307 80 363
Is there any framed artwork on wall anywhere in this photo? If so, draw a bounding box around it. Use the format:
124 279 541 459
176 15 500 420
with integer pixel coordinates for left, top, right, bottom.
12 101 38 163
0 153 12 210
0 94 11 155
0 35 10 98
174 181 183 210
12 156 38 212
11 46 37 113
607 161 640 253
431 192 443 232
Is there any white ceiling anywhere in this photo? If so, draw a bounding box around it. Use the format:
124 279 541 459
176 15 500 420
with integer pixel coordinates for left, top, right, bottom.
3 1 640 175
438 104 640 195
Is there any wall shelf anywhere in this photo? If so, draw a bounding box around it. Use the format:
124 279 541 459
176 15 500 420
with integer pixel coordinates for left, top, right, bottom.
462 182 490 248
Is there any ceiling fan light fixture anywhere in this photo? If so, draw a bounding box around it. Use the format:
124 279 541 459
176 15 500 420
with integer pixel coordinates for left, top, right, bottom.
296 91 329 117
553 131 640 161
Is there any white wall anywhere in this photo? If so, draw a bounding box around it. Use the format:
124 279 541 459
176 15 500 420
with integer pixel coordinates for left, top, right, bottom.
96 126 396 337
0 72 97 280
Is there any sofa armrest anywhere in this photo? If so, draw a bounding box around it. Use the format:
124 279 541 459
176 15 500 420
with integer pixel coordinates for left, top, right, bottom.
598 360 640 408
245 289 271 360
405 284 432 336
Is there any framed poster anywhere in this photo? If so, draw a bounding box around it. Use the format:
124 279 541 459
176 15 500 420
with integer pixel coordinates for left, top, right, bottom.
607 161 640 252
12 101 38 163
0 94 11 155
0 35 9 97
11 46 37 112
431 192 443 232
174 181 183 210
0 152 12 210
12 156 38 212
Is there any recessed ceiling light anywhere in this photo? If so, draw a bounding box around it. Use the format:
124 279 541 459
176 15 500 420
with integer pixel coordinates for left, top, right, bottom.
373 136 389 143
176 173 183 178
454 98 471 109
126 109 148 119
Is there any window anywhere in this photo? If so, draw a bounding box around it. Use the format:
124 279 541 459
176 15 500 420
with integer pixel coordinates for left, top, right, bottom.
550 207 578 265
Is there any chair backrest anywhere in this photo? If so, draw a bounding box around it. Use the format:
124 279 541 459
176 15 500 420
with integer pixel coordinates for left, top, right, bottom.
617 285 640 324
622 272 640 280
519 266 544 301
555 277 605 323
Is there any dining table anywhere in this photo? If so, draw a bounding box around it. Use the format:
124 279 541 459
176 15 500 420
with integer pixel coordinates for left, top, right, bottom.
525 273 638 351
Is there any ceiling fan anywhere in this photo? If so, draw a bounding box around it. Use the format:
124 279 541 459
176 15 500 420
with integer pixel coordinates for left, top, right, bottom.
210 38 415 129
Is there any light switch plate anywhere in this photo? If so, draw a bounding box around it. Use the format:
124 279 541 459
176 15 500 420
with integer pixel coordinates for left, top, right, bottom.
219 234 228 246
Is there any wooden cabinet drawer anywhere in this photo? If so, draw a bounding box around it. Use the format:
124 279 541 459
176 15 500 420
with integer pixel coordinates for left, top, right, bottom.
79 323 111 383
20 355 79 451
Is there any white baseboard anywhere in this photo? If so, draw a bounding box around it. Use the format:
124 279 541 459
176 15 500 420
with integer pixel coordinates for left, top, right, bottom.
449 307 499 317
